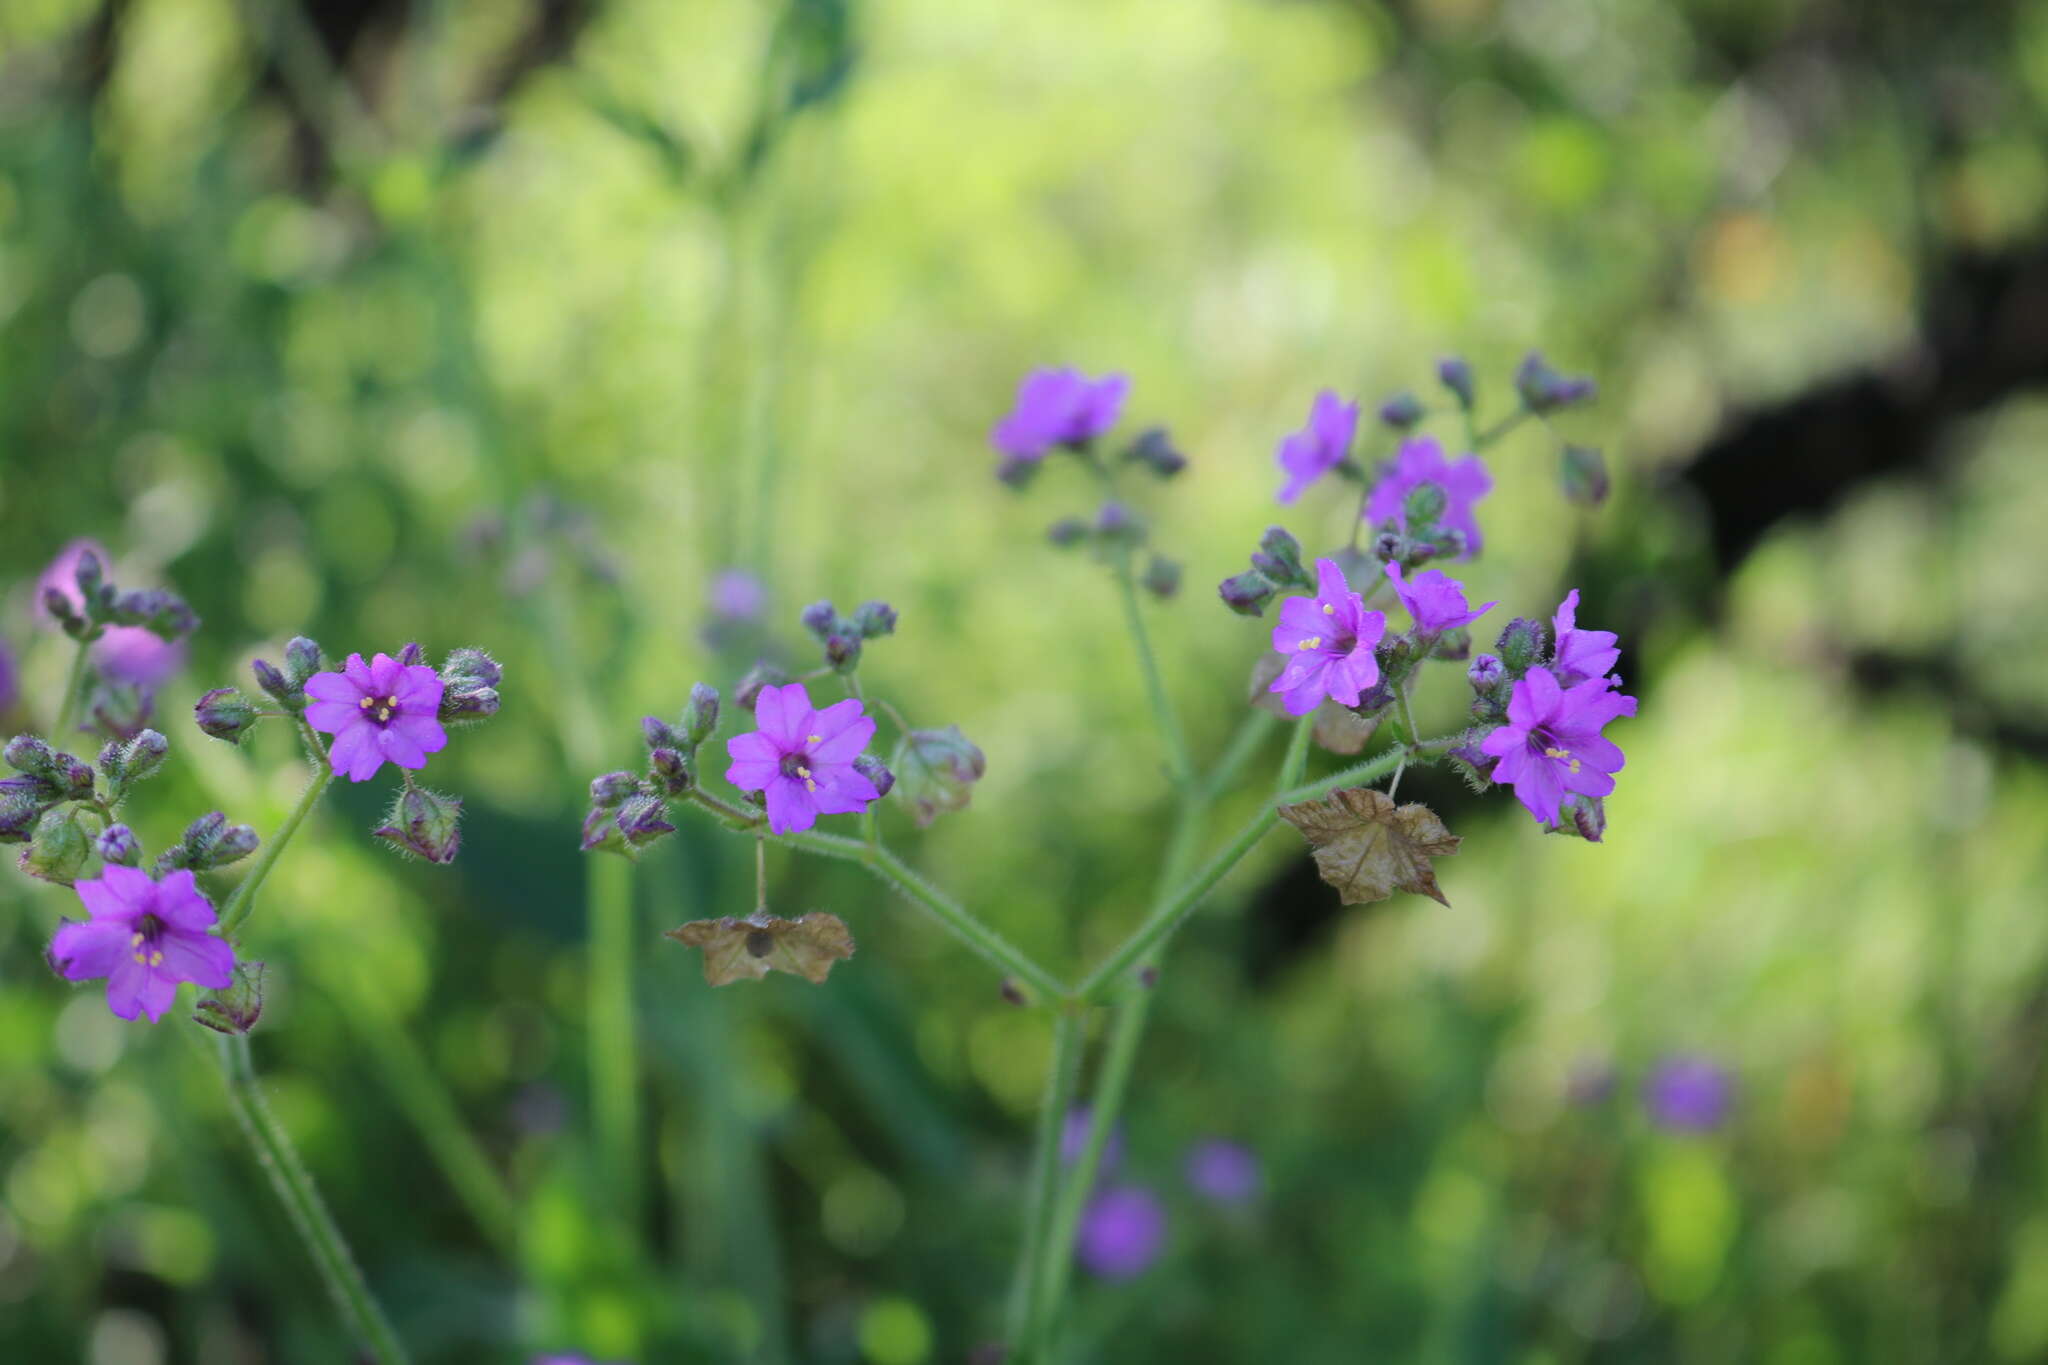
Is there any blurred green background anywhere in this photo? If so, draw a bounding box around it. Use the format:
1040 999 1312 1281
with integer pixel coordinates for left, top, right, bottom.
4 0 2048 1361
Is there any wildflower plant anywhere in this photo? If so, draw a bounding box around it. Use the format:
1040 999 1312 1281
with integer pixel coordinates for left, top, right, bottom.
563 349 1632 1362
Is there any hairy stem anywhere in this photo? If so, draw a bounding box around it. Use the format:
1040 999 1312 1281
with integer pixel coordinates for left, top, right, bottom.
1006 1009 1084 1354
51 636 92 738
217 731 335 938
587 851 642 1225
215 1033 408 1363
1113 551 1194 786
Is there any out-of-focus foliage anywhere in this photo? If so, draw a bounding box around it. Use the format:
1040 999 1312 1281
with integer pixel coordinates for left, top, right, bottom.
2 0 2046 1361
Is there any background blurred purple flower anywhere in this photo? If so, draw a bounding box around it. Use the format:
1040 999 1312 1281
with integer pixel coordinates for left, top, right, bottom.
1364 437 1492 557
37 539 187 687
708 569 766 623
1184 1139 1261 1205
1076 1185 1166 1280
991 367 1128 461
0 636 16 713
1062 1105 1125 1174
1275 388 1358 503
1645 1055 1734 1132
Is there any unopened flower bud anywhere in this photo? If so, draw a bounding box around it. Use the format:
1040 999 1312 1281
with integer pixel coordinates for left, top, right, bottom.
1468 654 1505 691
23 805 95 885
1437 356 1476 410
1553 795 1606 843
1402 481 1448 526
644 719 683 755
1124 426 1187 478
1559 444 1610 507
251 657 293 704
852 600 898 639
854 753 895 798
284 636 323 683
73 548 105 600
56 755 95 800
157 811 259 872
1250 526 1309 588
437 648 502 721
800 600 839 640
109 587 199 641
686 683 721 746
396 642 427 667
735 661 790 711
1429 627 1472 663
0 791 42 842
374 786 463 864
44 587 86 637
1495 617 1550 676
1352 678 1396 717
1515 351 1596 413
194 961 266 1036
649 747 693 796
1095 501 1143 542
196 688 260 743
891 725 986 827
1046 517 1090 548
1377 391 1425 429
5 734 54 775
825 633 863 673
1142 555 1182 599
1448 738 1499 790
996 454 1040 489
613 793 675 857
1217 570 1277 617
95 823 141 867
590 771 640 808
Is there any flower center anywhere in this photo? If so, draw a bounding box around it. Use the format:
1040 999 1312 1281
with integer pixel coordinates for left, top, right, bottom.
130 913 165 968
1539 741 1583 774
358 693 401 725
779 750 819 792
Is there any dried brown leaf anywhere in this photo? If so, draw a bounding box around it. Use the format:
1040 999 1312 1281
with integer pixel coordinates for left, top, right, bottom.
664 912 855 986
1276 786 1460 906
1249 655 1378 756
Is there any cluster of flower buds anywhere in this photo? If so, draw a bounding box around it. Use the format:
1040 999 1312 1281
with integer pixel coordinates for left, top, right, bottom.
4 734 113 877
799 599 898 674
198 639 500 745
38 543 200 740
40 546 199 644
153 810 261 875
582 684 723 858
1217 526 1318 617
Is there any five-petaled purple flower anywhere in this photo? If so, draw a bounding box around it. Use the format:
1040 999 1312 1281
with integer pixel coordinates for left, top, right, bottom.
1384 562 1496 639
990 367 1129 462
1550 589 1620 687
304 652 449 782
725 683 881 835
49 866 234 1022
1479 666 1635 826
1076 1185 1167 1280
1645 1055 1734 1132
1185 1139 1261 1205
1268 558 1386 717
1275 389 1358 504
1364 437 1493 557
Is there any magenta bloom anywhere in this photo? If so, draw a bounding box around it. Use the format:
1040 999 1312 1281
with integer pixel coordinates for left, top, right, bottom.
1062 1105 1126 1175
1384 562 1496 638
49 866 234 1022
304 652 449 782
1478 666 1636 826
709 569 767 623
1645 1055 1734 1132
0 635 16 713
1364 437 1493 557
724 683 881 835
1551 589 1620 687
1275 389 1358 504
38 539 186 686
1185 1139 1261 1205
1077 1185 1167 1280
991 367 1129 461
1268 558 1386 717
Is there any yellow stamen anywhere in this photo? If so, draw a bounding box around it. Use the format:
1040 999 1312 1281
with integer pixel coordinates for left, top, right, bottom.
1321 603 1334 615
131 931 145 948
1298 636 1322 651
1542 746 1583 774
148 951 164 967
804 779 817 791
359 696 373 709
807 734 822 744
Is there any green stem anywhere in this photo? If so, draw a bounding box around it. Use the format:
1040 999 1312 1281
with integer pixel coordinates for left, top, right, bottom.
1006 1010 1084 1355
51 636 92 738
1277 713 1315 795
588 850 642 1226
1202 708 1279 800
1113 551 1194 786
864 843 1068 1003
215 1033 408 1363
218 738 335 938
1473 407 1529 449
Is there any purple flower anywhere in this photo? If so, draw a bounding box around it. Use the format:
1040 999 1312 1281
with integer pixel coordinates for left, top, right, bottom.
0 636 15 713
1267 558 1387 717
1384 562 1496 638
1645 1056 1734 1132
48 866 234 1022
1062 1106 1125 1174
709 569 766 623
1478 667 1635 826
1076 1185 1167 1280
723 683 881 835
1363 437 1493 558
303 652 449 782
1274 389 1358 504
1184 1139 1261 1205
38 539 186 687
991 367 1129 462
1551 589 1620 688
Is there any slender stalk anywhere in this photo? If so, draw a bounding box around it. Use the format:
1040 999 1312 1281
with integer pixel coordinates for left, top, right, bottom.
1202 708 1279 800
1277 713 1315 795
1006 1010 1084 1354
51 636 92 738
218 729 335 938
215 1033 408 1364
1274 740 1451 808
1113 551 1194 786
588 850 642 1223
866 844 1068 1002
1473 407 1529 449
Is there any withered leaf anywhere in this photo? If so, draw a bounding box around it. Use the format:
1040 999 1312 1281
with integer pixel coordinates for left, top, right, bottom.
1249 655 1378 756
1276 786 1460 907
663 912 855 986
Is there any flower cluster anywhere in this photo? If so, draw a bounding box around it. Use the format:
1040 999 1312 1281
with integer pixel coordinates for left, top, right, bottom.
37 540 200 739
